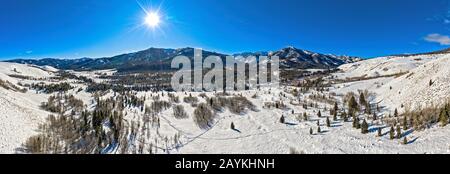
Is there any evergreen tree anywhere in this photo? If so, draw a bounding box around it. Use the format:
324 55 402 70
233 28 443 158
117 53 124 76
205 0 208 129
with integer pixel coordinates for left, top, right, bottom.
396 125 402 139
403 137 408 145
377 127 382 137
317 120 320 126
361 119 369 134
429 79 433 86
303 112 308 121
317 126 321 133
231 122 235 130
334 102 338 114
439 108 449 127
359 92 366 106
317 110 322 118
348 95 358 114
326 117 331 127
373 113 377 121
309 128 313 135
394 108 399 117
389 126 395 140
403 116 408 130
280 115 285 124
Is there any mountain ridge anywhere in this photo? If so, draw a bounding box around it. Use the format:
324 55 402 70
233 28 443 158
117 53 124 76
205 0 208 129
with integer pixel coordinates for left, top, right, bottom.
5 46 363 72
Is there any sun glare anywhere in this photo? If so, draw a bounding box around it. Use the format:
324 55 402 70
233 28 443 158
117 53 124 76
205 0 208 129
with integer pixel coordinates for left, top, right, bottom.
145 12 161 28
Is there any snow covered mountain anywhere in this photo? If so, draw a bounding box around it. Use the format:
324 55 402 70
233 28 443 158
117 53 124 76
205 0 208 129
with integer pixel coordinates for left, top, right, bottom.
5 47 361 72
271 46 361 69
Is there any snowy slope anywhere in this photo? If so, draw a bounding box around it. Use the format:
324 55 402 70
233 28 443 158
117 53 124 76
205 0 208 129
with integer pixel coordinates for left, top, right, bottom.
374 54 450 110
0 62 53 153
117 89 450 154
336 53 450 110
338 54 444 79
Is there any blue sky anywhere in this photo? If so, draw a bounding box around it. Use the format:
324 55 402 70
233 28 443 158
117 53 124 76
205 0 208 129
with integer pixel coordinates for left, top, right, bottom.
0 0 449 59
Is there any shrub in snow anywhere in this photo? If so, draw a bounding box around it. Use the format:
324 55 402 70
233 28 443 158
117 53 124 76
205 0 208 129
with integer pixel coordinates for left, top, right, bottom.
193 103 215 130
173 105 188 119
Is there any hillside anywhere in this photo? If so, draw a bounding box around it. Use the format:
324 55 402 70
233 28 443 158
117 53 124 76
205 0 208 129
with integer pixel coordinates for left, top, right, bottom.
0 62 54 153
336 50 450 112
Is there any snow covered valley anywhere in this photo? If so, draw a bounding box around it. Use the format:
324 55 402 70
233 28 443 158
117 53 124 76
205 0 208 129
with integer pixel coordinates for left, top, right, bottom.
2 52 450 154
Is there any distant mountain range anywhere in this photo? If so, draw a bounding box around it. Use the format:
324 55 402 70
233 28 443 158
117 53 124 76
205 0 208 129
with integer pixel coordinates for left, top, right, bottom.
5 47 362 72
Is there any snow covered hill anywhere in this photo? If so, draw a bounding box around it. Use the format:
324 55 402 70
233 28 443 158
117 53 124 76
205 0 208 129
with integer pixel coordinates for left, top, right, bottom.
0 62 55 153
336 51 450 112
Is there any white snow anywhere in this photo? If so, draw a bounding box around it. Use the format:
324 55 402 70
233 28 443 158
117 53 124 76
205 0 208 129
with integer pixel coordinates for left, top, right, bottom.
0 62 53 153
2 52 450 154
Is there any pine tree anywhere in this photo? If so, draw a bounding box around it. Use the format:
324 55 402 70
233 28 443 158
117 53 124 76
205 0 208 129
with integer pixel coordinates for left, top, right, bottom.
403 116 408 130
396 125 402 139
317 120 320 126
394 108 399 117
389 126 395 140
359 93 366 107
326 117 331 127
403 137 408 145
361 119 369 134
429 79 433 86
318 110 322 118
231 122 235 130
439 108 449 127
292 110 295 115
317 126 321 133
377 127 382 137
373 113 377 120
303 112 308 121
309 128 313 135
334 102 338 114
348 95 358 114
280 115 285 124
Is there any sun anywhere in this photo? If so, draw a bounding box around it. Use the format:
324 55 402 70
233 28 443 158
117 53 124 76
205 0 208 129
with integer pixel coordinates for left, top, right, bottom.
145 12 161 28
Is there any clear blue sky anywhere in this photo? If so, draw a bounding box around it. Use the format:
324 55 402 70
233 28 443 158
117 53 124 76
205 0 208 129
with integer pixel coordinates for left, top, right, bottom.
1 0 449 60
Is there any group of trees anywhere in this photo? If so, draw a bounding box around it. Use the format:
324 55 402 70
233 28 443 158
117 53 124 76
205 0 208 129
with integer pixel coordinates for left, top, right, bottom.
25 95 127 154
31 82 73 93
40 94 84 114
208 95 256 114
0 78 27 93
